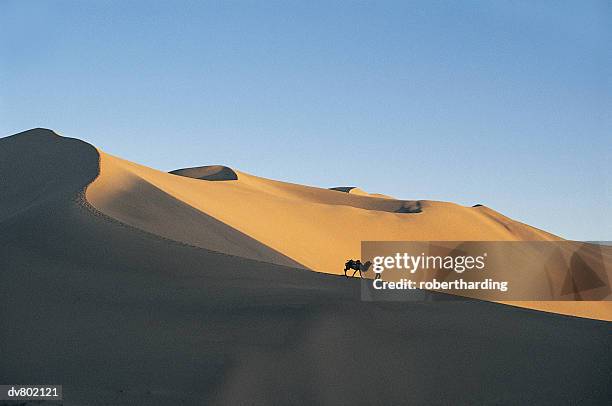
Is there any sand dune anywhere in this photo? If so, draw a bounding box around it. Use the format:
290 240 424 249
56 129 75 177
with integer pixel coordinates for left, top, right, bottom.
88 151 559 275
1 129 611 404
2 128 608 321
170 165 238 181
79 131 608 320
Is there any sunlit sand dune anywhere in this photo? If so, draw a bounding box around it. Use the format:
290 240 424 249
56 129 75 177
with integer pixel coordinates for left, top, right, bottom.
88 151 559 274
79 131 607 320
1 128 610 404
1 128 608 320
1 128 609 323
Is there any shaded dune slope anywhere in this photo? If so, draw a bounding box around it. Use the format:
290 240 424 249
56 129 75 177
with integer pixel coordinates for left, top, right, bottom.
3 189 610 404
0 128 99 222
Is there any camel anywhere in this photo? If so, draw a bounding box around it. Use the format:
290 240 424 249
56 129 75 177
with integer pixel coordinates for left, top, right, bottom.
344 259 372 278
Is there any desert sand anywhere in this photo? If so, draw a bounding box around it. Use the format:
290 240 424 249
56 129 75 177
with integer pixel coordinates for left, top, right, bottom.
1 128 610 405
82 129 610 320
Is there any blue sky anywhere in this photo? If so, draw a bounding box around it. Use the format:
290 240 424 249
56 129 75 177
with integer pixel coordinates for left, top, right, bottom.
1 1 610 240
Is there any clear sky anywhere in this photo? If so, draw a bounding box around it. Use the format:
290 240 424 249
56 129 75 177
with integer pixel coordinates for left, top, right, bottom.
1 1 610 240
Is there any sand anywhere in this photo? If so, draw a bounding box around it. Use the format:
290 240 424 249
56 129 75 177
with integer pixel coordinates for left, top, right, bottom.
81 130 610 320
1 129 610 405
